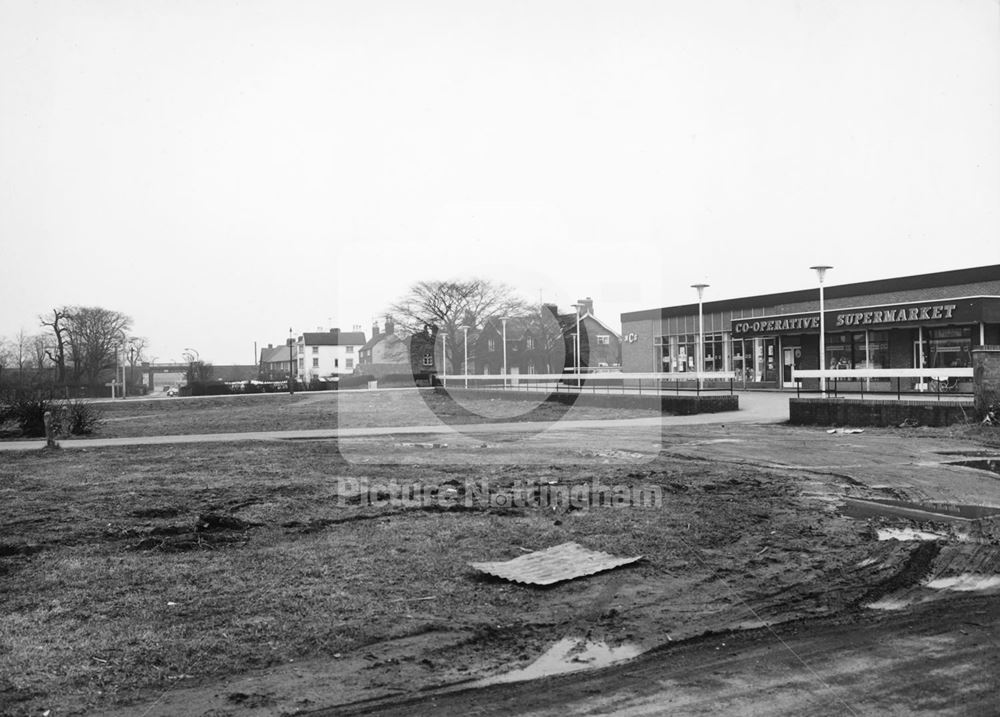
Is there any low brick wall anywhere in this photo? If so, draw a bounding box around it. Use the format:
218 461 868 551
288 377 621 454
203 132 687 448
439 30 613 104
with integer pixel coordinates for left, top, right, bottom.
437 387 738 415
789 398 975 427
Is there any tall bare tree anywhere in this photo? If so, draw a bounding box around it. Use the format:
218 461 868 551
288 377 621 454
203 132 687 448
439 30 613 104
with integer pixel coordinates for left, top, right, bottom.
124 336 147 387
64 307 132 387
389 279 529 372
0 337 13 387
39 307 72 384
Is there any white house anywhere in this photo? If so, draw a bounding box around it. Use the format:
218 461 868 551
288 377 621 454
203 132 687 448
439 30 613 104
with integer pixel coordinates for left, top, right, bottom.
296 328 367 383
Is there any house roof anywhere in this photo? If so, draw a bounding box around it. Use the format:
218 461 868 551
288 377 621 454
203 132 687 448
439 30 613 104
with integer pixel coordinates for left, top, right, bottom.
621 264 1000 322
260 345 294 364
301 331 367 346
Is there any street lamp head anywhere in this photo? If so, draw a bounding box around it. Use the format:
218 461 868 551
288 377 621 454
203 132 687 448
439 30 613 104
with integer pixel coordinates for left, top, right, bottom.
809 265 833 283
691 283 709 300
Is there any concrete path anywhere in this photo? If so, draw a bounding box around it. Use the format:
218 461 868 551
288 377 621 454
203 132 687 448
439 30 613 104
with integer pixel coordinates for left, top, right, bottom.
0 391 793 452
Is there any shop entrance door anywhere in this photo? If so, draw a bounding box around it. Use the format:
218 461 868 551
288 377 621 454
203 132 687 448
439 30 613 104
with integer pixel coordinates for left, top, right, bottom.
782 348 797 386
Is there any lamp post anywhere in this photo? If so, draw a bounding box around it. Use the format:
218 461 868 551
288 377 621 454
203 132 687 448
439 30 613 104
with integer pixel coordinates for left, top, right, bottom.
287 329 295 395
570 303 582 383
440 327 447 380
501 318 508 388
810 266 833 396
691 283 709 388
461 325 470 388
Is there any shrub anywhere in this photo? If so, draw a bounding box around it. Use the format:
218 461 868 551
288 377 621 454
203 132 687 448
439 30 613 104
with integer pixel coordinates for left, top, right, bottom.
9 397 52 437
61 399 102 435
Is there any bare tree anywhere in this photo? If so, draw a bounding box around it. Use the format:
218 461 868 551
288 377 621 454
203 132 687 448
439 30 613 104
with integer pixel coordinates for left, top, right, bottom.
39 307 72 384
0 337 13 387
58 307 132 387
13 328 33 380
124 336 147 388
389 279 529 372
30 335 48 377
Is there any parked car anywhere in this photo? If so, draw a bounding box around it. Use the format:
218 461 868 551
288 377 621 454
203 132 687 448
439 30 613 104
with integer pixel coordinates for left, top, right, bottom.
166 387 179 397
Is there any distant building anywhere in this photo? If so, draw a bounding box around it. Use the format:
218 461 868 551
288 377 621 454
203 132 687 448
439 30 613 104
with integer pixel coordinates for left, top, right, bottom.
475 298 621 375
296 328 366 383
357 318 439 379
258 343 296 381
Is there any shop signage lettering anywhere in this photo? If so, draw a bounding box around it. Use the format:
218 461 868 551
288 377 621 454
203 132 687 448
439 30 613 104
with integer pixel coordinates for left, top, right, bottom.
733 316 819 336
834 304 956 327
731 302 964 338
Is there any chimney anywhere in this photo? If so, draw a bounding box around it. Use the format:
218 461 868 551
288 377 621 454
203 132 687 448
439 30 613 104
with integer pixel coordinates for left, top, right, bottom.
576 297 594 316
372 322 380 338
385 316 395 336
330 327 340 334
267 343 273 349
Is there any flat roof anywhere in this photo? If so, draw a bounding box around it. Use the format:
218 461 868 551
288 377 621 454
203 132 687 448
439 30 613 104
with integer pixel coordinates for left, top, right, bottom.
621 264 1000 323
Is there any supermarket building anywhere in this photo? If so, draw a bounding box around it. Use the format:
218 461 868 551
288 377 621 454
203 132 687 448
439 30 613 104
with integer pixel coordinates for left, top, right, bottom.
620 265 1000 389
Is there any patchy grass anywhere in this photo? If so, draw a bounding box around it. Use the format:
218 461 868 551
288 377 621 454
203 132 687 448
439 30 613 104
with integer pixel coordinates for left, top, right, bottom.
0 435 871 716
73 389 657 439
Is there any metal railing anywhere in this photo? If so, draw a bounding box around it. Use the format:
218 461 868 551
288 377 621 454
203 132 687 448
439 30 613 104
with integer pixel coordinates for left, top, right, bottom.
790 367 975 401
439 372 736 396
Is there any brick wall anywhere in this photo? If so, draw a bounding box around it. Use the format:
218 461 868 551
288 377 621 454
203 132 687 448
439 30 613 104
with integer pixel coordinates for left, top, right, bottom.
438 387 737 414
789 398 973 427
972 346 1000 416
621 317 658 372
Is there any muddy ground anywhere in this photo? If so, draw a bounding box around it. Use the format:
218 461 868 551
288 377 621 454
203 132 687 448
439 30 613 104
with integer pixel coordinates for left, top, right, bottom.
2 416 1000 716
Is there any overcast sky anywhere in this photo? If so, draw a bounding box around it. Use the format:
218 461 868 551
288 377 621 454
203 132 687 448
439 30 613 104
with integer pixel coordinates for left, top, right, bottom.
1 0 998 364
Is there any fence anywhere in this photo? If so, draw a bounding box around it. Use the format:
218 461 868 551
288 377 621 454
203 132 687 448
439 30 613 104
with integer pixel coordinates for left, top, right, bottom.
439 372 735 396
790 367 975 401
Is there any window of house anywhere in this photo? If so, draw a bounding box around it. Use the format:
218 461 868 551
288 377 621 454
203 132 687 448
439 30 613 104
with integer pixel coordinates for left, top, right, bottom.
334 358 339 368
488 338 496 351
422 354 434 367
346 345 354 353
597 335 610 345
312 358 319 368
312 346 318 354
345 358 354 369
526 337 535 350
298 358 304 369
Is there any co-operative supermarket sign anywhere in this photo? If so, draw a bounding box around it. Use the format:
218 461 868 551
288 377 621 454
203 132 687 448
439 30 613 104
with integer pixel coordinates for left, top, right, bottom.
731 301 965 338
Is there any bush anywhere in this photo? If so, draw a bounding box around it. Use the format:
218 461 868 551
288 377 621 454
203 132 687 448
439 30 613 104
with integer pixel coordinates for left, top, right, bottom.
9 397 51 437
62 399 102 435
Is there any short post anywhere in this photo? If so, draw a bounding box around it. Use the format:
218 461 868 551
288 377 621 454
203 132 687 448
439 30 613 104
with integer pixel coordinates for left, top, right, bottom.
43 410 58 449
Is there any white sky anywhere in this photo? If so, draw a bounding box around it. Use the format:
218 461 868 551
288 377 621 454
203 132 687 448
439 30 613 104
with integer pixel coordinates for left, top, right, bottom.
1 0 998 364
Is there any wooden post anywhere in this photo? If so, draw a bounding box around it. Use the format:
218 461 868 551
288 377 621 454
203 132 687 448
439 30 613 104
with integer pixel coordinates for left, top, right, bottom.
43 410 58 448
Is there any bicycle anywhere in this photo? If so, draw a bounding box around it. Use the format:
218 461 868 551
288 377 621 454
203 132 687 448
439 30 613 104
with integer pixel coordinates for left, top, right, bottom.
926 376 960 393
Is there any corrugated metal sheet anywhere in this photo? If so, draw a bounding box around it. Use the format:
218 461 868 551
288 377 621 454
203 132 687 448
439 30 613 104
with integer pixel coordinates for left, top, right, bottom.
470 542 642 586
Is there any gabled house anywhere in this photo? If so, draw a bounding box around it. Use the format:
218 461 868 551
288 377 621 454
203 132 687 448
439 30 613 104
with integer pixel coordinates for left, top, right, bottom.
475 298 622 375
570 297 623 369
357 318 439 379
296 328 366 383
258 343 296 381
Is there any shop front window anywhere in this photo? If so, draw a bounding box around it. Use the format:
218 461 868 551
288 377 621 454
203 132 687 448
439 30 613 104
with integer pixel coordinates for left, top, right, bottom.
732 339 747 382
928 327 972 368
703 333 724 373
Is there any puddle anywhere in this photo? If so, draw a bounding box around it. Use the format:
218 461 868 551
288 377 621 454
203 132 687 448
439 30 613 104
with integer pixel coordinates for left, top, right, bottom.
843 498 1000 523
473 638 643 686
865 597 913 611
876 528 946 542
949 459 1000 476
935 450 1000 457
924 574 1000 592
